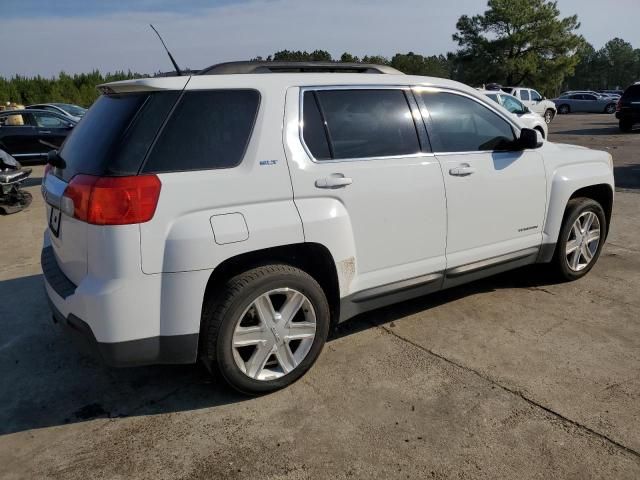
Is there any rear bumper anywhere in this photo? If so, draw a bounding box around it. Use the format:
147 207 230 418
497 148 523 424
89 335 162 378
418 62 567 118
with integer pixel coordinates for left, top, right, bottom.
47 298 198 367
41 242 199 367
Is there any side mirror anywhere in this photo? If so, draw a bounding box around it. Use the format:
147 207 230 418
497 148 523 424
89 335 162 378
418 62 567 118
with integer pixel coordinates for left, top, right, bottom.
517 128 543 149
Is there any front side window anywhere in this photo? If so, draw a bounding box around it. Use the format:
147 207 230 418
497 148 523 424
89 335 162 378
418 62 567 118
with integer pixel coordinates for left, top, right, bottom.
419 91 516 152
530 90 542 102
520 90 531 101
144 89 260 172
304 89 421 160
33 112 68 128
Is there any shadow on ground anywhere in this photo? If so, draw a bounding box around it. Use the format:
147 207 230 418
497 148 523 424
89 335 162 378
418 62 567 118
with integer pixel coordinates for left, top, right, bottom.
0 265 563 436
614 164 640 190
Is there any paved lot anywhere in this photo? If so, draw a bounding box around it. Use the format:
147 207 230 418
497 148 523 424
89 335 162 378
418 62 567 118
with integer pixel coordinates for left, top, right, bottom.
1 113 639 479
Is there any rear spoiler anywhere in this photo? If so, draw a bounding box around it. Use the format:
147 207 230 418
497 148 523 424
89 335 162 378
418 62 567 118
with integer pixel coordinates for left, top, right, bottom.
97 77 190 95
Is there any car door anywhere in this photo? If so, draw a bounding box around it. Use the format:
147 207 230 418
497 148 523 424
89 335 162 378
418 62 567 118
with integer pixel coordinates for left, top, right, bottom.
0 112 39 156
415 88 546 277
529 89 545 115
518 89 532 108
31 111 72 152
284 86 447 296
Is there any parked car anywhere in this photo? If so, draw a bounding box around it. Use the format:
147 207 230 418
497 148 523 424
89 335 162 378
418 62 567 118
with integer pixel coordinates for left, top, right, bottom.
561 90 619 100
0 109 75 159
480 89 548 138
26 103 86 122
616 83 640 132
553 93 617 114
42 62 614 394
600 89 624 97
500 87 556 123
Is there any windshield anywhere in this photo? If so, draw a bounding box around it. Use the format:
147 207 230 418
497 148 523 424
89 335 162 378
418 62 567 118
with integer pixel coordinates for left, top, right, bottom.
501 95 527 114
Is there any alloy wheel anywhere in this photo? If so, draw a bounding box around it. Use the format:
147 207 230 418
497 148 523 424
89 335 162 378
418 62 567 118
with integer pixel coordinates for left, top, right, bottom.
565 211 601 272
231 288 316 381
544 111 553 124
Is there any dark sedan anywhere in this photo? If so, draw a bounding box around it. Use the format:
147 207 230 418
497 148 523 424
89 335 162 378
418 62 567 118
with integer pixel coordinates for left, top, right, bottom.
553 93 617 114
0 109 75 160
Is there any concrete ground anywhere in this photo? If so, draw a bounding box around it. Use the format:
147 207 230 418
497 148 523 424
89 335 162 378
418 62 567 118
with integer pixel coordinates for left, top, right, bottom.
1 113 639 479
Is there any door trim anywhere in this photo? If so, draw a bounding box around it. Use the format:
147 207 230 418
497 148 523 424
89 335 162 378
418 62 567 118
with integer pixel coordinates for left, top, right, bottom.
446 247 539 278
350 272 443 303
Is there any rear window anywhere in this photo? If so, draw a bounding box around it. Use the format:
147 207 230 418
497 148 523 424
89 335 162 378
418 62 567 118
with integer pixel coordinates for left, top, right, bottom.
623 85 640 101
142 90 260 173
57 92 179 182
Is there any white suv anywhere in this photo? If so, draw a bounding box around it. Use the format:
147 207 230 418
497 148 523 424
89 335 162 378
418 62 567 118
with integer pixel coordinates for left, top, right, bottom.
502 87 557 124
42 62 614 394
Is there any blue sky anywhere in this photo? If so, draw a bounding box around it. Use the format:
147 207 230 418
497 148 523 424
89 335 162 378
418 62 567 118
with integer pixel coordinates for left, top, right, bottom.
1 0 638 77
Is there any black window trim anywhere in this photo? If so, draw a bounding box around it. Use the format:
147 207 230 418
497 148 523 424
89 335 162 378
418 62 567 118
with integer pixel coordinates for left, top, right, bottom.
299 85 431 164
139 88 261 174
413 86 522 156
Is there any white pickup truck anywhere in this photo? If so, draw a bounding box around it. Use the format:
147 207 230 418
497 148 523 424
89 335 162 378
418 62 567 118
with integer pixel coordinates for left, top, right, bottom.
502 87 557 124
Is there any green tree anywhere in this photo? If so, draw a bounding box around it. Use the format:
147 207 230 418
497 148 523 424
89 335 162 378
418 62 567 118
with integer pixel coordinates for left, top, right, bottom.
452 0 583 95
602 38 637 89
390 52 450 77
340 52 360 63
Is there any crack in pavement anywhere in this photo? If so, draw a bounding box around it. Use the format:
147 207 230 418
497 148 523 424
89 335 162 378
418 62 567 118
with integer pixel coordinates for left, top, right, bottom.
375 323 640 461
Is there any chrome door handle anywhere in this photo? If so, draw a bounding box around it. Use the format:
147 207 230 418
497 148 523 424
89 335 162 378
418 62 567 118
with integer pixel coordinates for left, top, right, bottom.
315 174 353 189
449 164 475 177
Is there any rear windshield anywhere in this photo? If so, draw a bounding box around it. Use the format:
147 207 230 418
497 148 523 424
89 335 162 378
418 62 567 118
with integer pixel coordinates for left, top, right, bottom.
57 92 179 182
622 85 640 101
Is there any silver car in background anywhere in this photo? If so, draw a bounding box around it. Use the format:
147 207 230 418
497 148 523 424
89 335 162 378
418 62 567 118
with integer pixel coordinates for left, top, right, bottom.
553 93 617 114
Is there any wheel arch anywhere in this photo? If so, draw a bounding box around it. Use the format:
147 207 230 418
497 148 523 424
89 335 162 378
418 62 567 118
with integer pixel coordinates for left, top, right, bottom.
568 184 613 237
540 168 614 263
200 242 341 338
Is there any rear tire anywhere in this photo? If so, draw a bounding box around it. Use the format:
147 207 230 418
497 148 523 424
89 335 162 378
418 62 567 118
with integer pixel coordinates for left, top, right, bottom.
550 198 606 281
534 126 546 139
201 264 330 395
558 104 570 114
619 120 633 132
604 103 616 114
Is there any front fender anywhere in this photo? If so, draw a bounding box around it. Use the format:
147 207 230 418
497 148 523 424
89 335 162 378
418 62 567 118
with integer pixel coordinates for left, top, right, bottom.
543 160 614 247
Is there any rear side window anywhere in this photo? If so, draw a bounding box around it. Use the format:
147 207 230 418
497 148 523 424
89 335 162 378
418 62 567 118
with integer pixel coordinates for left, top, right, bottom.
143 90 260 173
307 89 420 160
302 92 331 160
58 92 179 182
419 91 516 152
520 90 530 101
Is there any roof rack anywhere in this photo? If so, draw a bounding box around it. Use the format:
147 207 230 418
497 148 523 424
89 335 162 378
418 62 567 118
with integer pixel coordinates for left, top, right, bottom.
198 61 403 75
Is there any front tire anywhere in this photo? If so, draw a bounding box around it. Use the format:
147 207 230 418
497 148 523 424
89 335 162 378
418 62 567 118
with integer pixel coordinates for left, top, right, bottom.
551 198 607 281
619 120 633 132
201 264 330 395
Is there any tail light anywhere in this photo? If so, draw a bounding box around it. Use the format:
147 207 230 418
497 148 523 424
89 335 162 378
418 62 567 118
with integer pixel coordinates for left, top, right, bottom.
63 174 161 225
44 164 52 177
616 99 621 112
